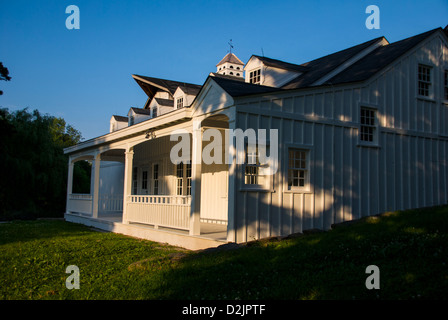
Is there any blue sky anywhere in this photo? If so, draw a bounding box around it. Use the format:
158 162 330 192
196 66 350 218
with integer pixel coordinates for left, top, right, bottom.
1 0 447 140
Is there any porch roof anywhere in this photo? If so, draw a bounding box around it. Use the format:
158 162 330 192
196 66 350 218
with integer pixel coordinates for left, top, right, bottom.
64 107 192 156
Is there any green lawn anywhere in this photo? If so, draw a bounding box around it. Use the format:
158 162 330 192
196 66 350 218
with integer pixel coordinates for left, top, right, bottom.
1 205 448 300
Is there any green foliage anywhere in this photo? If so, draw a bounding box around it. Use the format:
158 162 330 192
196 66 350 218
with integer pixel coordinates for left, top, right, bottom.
72 160 91 194
0 61 11 96
0 108 85 219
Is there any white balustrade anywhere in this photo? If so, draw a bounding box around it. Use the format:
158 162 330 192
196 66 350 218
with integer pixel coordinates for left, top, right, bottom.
99 194 123 213
67 194 93 215
126 195 191 230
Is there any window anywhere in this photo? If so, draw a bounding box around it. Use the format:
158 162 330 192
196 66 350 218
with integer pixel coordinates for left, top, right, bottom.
230 65 234 69
444 70 448 100
152 164 159 195
288 149 309 190
132 167 138 194
176 162 183 195
152 107 158 118
186 163 192 196
418 64 432 97
230 72 234 75
244 144 268 186
141 170 148 191
177 97 184 109
249 69 261 84
129 115 134 126
360 107 376 142
237 67 240 70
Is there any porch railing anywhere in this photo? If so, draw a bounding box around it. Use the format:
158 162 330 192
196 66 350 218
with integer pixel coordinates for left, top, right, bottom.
67 194 92 215
126 195 191 231
99 194 123 213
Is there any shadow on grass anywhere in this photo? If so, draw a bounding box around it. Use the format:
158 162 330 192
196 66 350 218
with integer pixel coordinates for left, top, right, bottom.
143 205 448 300
0 219 98 246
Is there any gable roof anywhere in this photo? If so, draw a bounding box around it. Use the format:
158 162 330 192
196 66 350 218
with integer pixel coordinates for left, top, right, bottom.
324 28 441 85
216 53 244 66
211 76 282 97
209 72 246 82
154 98 174 107
132 74 202 100
282 27 444 89
112 115 128 122
130 107 151 115
249 55 309 73
177 84 202 96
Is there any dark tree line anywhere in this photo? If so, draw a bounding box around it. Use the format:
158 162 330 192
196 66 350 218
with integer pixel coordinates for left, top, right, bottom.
0 107 88 220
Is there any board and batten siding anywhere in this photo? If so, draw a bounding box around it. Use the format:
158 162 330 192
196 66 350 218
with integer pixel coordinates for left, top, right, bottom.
230 33 448 243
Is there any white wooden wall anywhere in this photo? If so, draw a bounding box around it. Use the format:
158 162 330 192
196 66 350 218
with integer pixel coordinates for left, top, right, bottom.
230 32 448 243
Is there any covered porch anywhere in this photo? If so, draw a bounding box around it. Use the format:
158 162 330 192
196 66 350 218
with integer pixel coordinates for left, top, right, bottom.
64 112 231 249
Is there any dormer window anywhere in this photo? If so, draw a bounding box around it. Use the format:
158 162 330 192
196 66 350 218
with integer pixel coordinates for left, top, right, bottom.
249 69 261 84
152 107 158 118
129 115 134 126
177 97 184 109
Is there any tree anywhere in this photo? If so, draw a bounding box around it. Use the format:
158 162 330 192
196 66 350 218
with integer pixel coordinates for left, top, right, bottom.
0 62 11 95
0 108 86 220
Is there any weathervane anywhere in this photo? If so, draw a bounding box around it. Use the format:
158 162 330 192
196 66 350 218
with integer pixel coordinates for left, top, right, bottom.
228 39 234 54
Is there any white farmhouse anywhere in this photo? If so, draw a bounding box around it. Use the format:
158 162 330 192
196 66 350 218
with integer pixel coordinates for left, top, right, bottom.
64 26 448 250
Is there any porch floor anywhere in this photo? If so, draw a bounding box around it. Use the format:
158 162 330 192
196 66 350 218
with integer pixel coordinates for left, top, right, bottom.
67 212 228 250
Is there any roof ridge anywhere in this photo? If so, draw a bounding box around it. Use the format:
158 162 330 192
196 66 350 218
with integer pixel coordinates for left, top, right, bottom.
299 36 385 67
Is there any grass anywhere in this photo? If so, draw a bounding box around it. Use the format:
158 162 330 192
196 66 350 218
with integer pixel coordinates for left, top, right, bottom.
1 205 448 300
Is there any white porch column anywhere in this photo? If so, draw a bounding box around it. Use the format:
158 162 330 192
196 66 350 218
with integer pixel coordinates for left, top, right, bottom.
189 120 202 235
122 148 134 224
66 157 74 213
226 112 237 243
91 153 101 219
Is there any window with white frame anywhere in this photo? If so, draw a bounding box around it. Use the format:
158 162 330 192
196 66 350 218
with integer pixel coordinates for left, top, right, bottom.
244 144 269 187
249 69 261 84
418 64 432 97
141 170 148 193
360 107 377 143
287 149 309 190
186 163 192 196
444 70 448 100
152 164 159 195
177 97 184 109
176 162 183 196
174 162 192 196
